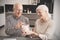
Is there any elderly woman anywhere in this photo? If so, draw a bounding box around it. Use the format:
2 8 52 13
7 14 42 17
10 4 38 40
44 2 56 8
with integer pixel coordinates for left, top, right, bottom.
33 5 54 40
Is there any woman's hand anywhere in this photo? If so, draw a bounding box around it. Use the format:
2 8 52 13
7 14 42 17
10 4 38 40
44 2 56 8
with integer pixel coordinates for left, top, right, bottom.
32 32 39 36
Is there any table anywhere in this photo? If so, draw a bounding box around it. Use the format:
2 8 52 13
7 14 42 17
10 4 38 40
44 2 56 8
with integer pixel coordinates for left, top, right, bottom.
0 36 42 40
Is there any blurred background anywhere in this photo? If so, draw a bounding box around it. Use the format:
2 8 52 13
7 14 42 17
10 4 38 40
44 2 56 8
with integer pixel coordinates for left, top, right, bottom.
0 0 54 36
0 0 60 40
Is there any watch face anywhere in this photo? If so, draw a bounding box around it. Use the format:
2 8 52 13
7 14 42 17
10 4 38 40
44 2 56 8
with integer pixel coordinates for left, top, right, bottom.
3 38 16 40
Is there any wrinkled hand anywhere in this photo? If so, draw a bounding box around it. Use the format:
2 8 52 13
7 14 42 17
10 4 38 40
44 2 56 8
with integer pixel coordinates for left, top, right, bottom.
25 32 39 38
31 32 38 36
22 31 27 36
21 30 37 37
15 21 23 29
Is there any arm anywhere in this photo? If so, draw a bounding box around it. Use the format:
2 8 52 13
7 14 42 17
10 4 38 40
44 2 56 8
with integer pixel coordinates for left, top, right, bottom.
34 20 54 40
39 21 54 40
5 17 18 35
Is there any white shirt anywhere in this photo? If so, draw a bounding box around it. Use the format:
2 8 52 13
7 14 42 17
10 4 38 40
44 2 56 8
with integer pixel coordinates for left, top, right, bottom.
35 18 54 40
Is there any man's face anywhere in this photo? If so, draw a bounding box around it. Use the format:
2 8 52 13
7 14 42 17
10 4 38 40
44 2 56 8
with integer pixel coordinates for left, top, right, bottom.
13 5 23 18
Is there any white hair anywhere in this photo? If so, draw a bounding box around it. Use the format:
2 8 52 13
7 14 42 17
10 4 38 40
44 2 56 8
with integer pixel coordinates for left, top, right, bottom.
36 5 51 18
36 5 49 13
13 3 23 10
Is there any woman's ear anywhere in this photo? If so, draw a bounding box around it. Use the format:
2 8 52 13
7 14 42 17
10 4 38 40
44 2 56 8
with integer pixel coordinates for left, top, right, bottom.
45 10 47 13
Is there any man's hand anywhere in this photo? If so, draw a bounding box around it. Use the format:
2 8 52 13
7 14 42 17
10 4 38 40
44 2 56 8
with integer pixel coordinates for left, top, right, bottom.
15 21 23 29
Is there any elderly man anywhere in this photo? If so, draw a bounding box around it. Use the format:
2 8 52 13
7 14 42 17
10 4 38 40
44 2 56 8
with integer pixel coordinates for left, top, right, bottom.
33 5 54 40
5 3 30 37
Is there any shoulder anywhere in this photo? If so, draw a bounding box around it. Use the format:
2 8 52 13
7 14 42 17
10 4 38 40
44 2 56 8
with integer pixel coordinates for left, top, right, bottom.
7 15 13 19
35 19 40 27
48 19 54 27
21 15 29 20
49 19 53 24
6 15 13 20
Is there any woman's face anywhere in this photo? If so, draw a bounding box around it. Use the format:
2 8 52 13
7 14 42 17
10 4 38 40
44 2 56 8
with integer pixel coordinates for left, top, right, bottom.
36 9 45 18
36 9 47 21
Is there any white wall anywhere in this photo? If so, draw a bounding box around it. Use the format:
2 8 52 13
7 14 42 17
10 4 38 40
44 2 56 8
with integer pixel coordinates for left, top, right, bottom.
0 0 6 36
0 14 5 26
0 0 5 5
53 0 60 40
5 0 30 4
0 0 5 26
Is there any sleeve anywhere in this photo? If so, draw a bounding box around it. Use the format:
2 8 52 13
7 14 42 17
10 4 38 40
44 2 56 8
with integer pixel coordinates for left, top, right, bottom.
33 20 38 32
5 17 17 35
39 21 54 40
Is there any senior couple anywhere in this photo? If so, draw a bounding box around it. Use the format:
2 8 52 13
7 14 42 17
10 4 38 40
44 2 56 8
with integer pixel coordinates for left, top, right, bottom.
5 3 54 40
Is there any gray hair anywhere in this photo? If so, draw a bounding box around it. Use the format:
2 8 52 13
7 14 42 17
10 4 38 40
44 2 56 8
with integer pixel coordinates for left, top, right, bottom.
36 5 51 18
13 3 23 10
36 5 49 13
